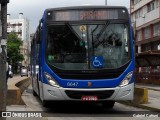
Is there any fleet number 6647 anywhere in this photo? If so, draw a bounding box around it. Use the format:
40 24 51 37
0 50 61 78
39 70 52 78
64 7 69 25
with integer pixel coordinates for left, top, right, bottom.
67 82 79 87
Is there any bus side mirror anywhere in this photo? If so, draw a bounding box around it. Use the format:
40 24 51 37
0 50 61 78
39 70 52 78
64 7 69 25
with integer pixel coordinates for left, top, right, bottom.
36 31 41 44
36 19 43 44
35 31 40 44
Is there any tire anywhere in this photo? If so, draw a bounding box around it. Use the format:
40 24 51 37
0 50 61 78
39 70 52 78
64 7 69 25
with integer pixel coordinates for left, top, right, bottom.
33 89 37 96
102 101 115 109
42 100 50 108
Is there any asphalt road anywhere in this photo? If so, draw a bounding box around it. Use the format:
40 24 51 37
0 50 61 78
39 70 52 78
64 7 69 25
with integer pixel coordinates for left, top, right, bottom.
21 85 160 119
6 76 159 120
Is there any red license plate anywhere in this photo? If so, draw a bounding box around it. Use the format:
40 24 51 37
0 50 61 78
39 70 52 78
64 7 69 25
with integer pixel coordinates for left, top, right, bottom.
81 96 98 101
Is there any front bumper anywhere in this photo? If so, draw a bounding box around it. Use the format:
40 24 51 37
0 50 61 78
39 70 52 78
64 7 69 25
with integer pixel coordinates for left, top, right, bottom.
42 82 134 101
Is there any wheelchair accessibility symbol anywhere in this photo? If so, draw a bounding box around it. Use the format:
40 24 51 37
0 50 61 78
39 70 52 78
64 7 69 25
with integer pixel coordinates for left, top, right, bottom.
92 56 104 68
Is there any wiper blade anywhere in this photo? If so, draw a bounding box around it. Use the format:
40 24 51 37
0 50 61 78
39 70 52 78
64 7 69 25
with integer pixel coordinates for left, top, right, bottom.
93 21 110 48
65 22 82 41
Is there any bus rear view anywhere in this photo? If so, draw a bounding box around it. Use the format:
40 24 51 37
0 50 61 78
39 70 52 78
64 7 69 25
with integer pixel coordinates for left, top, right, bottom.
31 6 135 108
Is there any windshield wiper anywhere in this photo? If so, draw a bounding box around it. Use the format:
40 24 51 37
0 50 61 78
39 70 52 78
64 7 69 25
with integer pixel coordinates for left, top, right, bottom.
91 25 99 55
92 21 110 48
65 22 82 42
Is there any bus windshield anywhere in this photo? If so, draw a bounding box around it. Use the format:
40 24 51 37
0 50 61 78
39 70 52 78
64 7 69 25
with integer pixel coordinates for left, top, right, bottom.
46 22 130 70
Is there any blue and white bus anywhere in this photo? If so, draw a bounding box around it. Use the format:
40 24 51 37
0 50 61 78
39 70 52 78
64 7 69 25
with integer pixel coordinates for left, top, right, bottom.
31 6 135 108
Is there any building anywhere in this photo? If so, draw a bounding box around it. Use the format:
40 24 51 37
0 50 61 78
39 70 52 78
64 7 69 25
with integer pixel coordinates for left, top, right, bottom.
130 0 160 72
130 0 160 85
7 13 30 67
7 13 30 41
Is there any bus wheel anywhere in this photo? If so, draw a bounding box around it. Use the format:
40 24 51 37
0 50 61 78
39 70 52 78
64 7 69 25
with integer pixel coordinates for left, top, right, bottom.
102 101 115 109
33 90 37 96
42 101 50 108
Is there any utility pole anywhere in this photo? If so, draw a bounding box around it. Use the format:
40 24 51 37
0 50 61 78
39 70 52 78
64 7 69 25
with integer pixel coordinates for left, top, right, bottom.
105 0 107 5
0 0 9 119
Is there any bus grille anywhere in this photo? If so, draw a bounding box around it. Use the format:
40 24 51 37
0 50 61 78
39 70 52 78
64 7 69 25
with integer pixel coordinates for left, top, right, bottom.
65 90 114 99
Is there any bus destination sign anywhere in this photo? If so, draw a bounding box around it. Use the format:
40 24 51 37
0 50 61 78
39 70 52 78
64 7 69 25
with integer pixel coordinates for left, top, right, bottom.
80 10 109 20
46 9 127 21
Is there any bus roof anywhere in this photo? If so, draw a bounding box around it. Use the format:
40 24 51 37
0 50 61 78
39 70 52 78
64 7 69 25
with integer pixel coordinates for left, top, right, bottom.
45 6 128 12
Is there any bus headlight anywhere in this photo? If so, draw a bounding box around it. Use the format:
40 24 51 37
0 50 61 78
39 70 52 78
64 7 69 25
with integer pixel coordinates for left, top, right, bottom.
44 72 60 88
119 71 133 87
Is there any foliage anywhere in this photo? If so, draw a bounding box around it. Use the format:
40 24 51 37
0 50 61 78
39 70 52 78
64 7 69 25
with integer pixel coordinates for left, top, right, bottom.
7 33 24 73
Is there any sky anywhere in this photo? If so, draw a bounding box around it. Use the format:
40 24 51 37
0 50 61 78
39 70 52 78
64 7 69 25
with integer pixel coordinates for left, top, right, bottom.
8 0 130 33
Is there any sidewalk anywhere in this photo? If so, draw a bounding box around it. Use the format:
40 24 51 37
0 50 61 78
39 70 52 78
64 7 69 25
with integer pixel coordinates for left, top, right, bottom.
133 84 160 111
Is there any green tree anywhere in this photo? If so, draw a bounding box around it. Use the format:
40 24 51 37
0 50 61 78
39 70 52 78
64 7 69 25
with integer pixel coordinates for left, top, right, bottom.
7 33 24 73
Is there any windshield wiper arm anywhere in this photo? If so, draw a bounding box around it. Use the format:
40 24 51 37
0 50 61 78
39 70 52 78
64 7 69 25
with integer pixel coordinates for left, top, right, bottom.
65 22 82 42
91 25 99 55
93 21 110 48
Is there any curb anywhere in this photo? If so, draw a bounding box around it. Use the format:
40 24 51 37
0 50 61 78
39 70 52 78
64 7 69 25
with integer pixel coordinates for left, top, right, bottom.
15 77 31 94
7 77 31 105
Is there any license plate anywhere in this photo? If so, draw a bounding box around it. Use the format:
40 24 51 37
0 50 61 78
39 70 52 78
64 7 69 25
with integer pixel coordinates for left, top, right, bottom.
81 96 98 101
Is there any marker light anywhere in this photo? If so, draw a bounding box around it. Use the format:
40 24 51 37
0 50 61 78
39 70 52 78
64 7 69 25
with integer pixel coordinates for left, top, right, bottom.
119 71 133 87
44 72 60 88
